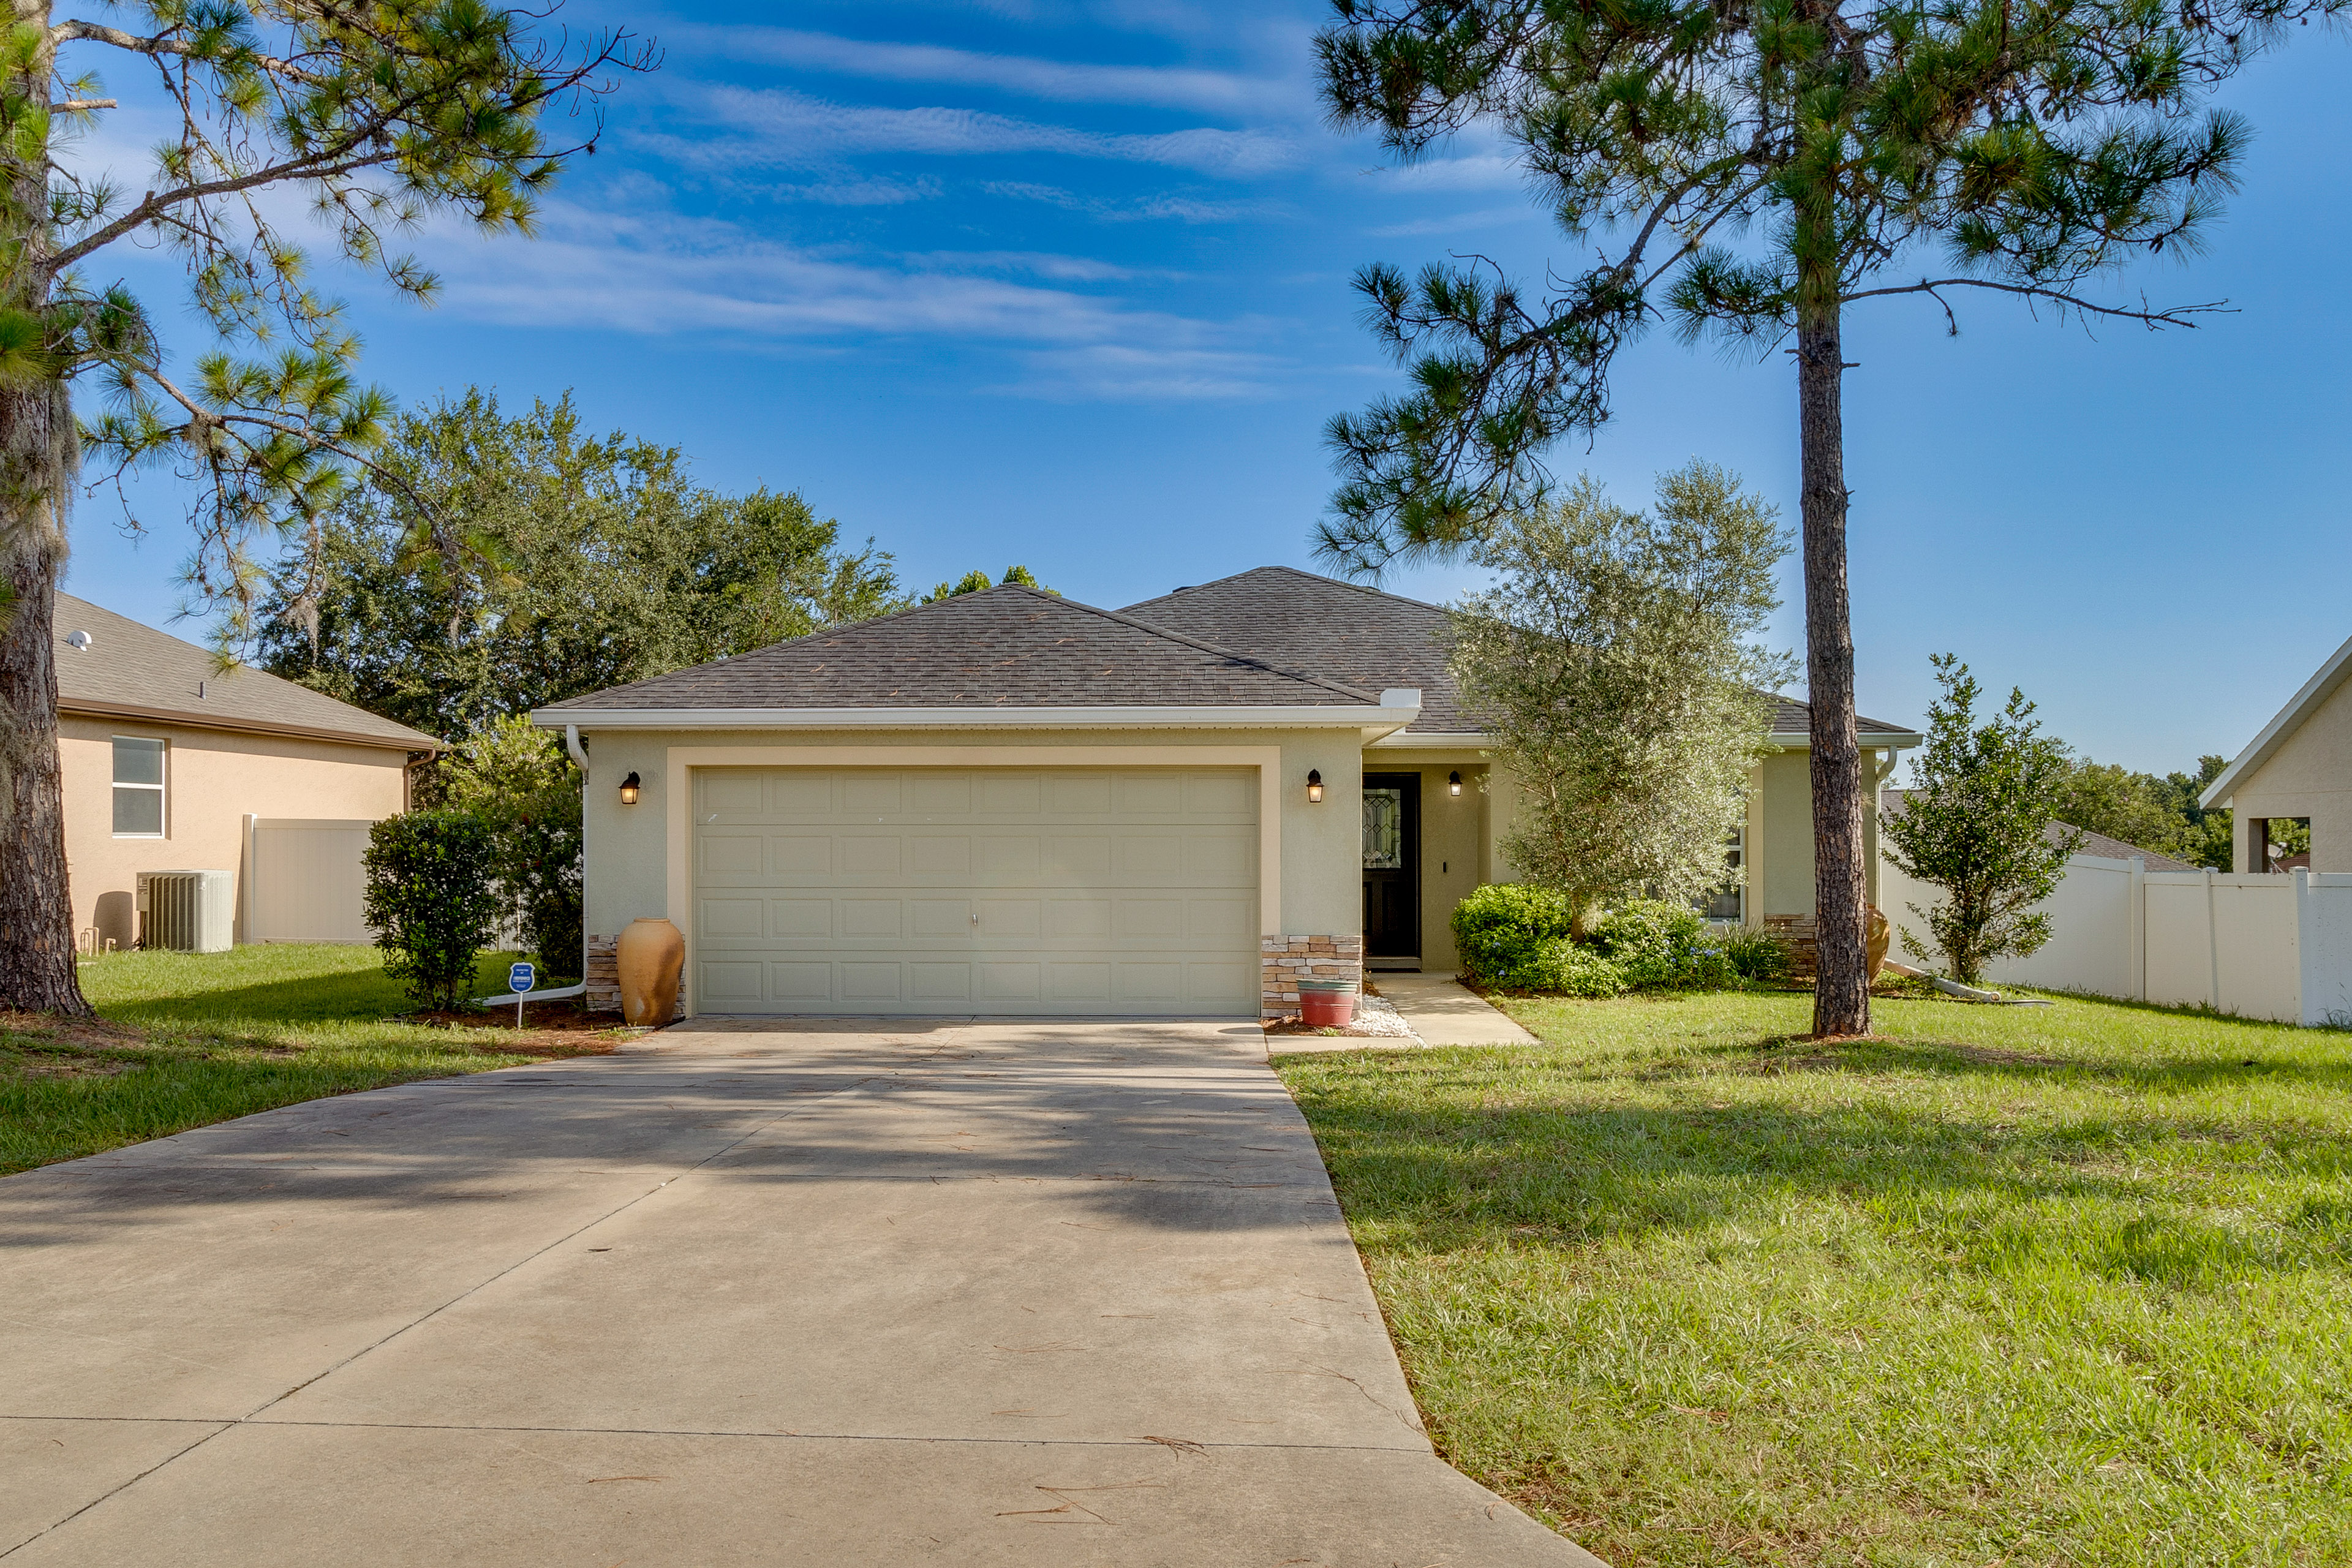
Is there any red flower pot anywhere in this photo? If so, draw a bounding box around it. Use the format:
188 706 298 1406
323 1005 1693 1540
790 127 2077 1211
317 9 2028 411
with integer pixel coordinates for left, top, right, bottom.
1298 988 1355 1027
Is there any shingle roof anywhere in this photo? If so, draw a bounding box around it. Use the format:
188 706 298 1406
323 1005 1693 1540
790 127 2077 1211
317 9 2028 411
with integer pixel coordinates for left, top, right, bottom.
1121 565 1920 742
1120 567 1472 729
1879 790 2198 871
538 583 1384 712
51 593 438 751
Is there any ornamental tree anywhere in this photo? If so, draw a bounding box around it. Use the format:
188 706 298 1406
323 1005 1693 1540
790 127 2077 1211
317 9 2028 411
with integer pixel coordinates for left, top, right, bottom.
1879 654 2080 983
1315 0 2329 1036
1448 461 1789 931
0 3 650 1015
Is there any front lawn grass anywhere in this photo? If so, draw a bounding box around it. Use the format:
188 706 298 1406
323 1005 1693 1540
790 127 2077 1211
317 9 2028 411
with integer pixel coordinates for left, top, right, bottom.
1276 987 2352 1567
2 944 617 1175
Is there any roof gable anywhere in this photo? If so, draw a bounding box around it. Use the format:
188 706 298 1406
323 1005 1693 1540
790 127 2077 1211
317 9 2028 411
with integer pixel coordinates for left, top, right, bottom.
2198 629 2352 809
51 594 438 750
539 584 1384 714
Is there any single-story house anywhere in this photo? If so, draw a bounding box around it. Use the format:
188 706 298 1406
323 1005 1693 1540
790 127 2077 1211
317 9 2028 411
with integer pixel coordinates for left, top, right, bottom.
536 568 1922 1020
53 592 440 951
2200 628 2352 872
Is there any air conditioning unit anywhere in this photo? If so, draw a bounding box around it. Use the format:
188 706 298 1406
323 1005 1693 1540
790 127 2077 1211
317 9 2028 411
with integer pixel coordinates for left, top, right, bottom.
137 870 236 953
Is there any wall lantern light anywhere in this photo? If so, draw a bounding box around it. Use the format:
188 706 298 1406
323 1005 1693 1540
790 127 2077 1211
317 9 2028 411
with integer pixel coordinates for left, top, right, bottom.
1449 770 1463 797
1306 769 1323 804
619 771 642 805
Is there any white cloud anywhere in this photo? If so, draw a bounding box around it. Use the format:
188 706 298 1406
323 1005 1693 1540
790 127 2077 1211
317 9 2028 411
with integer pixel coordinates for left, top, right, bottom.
649 85 1303 179
1367 204 1543 238
979 179 1277 224
1360 153 1526 192
987 342 1283 401
401 197 1283 402
673 25 1294 117
773 175 944 206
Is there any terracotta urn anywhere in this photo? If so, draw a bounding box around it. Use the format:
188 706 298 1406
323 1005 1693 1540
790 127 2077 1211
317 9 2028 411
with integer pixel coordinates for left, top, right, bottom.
1866 905 1892 980
616 917 684 1026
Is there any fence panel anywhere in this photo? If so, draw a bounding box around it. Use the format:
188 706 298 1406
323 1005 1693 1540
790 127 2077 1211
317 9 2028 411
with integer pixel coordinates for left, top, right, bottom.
2207 875 2301 1022
2142 874 2217 1010
245 818 375 944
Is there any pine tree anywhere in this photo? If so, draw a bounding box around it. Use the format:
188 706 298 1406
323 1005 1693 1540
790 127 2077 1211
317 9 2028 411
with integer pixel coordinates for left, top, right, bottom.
0 5 652 1014
1314 0 2328 1037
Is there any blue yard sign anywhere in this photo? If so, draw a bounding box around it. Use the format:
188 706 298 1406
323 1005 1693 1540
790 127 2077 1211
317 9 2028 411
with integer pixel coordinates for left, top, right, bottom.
508 962 535 1028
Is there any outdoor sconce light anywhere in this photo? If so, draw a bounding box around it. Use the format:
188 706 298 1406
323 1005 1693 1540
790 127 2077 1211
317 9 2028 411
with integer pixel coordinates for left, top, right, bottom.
1306 769 1323 804
1449 770 1463 797
619 771 641 805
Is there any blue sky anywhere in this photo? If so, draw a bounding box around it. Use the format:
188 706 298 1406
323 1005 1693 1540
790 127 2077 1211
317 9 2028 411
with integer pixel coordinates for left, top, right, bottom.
57 2 2352 776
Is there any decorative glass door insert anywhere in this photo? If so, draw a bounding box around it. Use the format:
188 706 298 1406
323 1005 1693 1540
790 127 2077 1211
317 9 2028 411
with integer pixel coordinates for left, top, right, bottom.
1363 788 1404 870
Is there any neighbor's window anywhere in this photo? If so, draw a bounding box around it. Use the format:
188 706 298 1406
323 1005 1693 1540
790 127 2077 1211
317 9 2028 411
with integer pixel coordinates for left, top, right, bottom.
1695 827 1744 921
111 737 165 837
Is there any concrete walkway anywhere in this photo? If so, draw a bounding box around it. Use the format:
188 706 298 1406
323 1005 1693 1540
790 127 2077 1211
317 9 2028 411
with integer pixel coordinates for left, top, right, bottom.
2 1020 1597 1566
1372 972 1539 1046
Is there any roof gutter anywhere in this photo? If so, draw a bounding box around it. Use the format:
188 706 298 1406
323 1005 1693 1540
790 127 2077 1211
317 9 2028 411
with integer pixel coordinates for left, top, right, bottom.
58 696 440 753
532 701 1423 740
1768 730 1926 750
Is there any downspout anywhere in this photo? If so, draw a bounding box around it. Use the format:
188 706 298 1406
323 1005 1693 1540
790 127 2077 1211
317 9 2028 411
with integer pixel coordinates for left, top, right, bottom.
1868 747 1904 910
565 725 590 987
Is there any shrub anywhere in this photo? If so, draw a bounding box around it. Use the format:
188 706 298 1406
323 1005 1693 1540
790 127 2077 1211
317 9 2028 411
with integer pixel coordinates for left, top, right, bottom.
1453 883 1576 987
420 716 583 979
363 812 502 1010
1591 899 1739 990
1517 939 1628 998
1719 926 1789 984
1451 884 1629 995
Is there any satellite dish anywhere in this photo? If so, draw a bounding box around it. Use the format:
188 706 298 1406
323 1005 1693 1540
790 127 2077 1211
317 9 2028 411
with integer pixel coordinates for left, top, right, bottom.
64 630 91 651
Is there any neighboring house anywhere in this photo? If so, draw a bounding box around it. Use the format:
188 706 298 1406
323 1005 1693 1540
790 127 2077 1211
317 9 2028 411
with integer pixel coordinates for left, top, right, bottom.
537 568 1921 1020
2200 630 2352 872
53 593 440 951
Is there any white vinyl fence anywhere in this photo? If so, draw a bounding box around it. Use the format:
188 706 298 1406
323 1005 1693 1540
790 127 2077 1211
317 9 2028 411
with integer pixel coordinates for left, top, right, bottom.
1882 855 2352 1026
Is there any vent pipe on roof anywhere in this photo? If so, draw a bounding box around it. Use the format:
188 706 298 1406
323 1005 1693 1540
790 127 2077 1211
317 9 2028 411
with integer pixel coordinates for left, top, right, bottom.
64 630 90 650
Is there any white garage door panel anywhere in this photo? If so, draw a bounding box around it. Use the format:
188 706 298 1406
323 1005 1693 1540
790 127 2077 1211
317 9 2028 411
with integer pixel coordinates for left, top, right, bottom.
692 766 1259 1017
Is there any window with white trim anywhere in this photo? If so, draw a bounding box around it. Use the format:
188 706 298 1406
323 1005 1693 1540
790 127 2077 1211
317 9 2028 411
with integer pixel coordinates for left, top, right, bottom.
1696 827 1743 921
112 737 165 837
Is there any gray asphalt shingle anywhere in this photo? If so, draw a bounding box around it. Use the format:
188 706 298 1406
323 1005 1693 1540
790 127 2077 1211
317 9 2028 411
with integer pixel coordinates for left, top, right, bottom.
538 584 1382 712
52 593 437 750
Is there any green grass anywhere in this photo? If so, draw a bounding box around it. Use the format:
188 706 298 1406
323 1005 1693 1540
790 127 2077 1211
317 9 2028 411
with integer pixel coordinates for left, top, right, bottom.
2 945 610 1174
1276 987 2352 1567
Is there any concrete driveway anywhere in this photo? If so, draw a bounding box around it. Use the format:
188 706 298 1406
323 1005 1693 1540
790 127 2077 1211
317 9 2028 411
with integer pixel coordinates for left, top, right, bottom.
2 1020 1600 1566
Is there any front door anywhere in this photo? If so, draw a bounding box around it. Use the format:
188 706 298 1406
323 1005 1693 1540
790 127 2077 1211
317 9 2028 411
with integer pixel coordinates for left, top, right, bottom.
1362 772 1420 962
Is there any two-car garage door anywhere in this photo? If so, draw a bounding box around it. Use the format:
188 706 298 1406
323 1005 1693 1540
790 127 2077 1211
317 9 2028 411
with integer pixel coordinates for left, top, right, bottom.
693 767 1260 1016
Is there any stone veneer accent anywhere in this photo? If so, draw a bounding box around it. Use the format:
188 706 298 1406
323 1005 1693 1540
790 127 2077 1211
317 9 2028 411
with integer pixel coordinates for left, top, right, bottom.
1261 934 1364 1022
585 933 622 1013
583 933 684 1021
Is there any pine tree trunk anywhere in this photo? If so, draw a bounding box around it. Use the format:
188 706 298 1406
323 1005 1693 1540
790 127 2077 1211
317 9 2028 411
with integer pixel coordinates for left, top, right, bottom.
0 4 90 1017
1796 301 1870 1039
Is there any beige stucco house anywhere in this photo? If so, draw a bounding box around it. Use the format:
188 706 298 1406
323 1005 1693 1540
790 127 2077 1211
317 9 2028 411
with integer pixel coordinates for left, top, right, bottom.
537 568 1919 1020
53 593 440 951
2201 629 2352 872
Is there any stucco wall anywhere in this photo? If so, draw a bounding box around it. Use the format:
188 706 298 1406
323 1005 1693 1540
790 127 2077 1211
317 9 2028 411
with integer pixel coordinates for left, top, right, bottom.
1752 747 1887 919
2226 674 2352 872
1360 752 1488 971
59 715 412 950
570 726 1371 963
